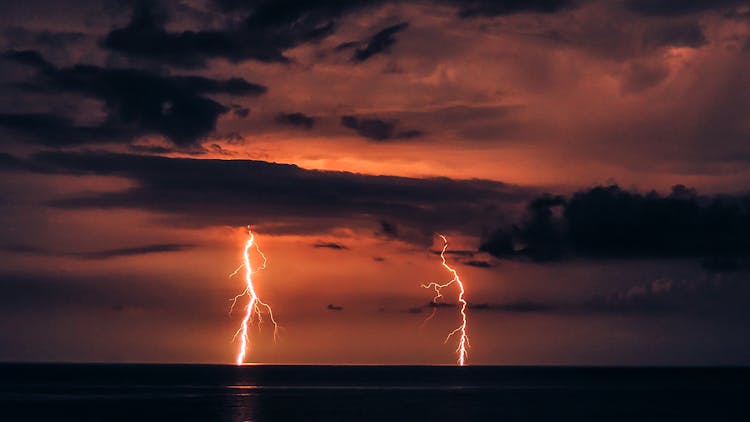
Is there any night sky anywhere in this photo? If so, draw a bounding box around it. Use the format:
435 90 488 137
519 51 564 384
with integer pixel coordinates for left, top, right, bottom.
1 0 750 365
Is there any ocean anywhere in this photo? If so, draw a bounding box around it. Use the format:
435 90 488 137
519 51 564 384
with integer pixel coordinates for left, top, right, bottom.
0 364 747 421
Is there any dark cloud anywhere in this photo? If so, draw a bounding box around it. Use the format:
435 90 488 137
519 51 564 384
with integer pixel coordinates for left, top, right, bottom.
625 0 746 16
469 300 555 312
103 3 337 67
1 27 86 49
233 0 379 26
377 220 399 238
427 301 456 308
645 22 707 48
582 276 750 316
448 0 575 18
481 185 750 266
463 260 493 268
313 242 348 250
429 276 750 317
422 300 552 312
0 244 46 255
128 144 182 155
70 243 195 260
275 112 315 129
24 151 529 242
327 303 344 311
0 242 195 260
231 105 250 118
0 152 28 171
342 21 409 62
213 0 576 18
341 115 423 141
0 271 217 322
433 249 475 257
0 50 265 147
0 113 127 146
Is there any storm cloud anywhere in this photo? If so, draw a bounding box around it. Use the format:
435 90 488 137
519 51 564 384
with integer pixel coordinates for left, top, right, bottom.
481 185 750 266
20 151 530 242
0 50 265 147
103 3 336 67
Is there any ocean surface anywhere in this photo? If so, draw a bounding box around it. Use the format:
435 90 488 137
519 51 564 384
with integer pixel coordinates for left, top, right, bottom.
0 364 748 421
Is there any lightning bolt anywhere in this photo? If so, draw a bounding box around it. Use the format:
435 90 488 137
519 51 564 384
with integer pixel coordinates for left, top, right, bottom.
229 227 279 365
421 234 470 366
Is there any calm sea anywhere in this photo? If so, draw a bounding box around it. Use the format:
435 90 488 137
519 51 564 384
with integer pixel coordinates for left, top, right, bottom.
0 364 747 421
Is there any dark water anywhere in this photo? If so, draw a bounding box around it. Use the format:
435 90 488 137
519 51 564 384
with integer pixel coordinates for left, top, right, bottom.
1 364 748 421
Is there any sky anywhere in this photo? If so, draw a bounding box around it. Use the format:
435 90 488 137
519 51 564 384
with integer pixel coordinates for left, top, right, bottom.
1 0 750 365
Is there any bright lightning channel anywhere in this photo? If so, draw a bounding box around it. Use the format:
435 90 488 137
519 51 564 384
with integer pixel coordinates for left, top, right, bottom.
421 234 470 366
229 227 279 365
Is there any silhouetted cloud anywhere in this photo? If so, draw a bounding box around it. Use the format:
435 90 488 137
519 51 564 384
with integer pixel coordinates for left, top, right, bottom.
432 249 475 257
581 276 750 316
232 105 250 118
0 244 46 255
327 303 344 311
0 152 27 171
645 21 707 48
71 243 195 260
0 50 265 147
463 260 492 268
377 220 399 238
103 3 336 67
341 115 423 141
23 151 529 242
0 113 128 146
469 300 556 312
417 274 750 317
313 242 348 250
0 242 195 260
276 112 315 129
338 21 409 62
1 27 86 49
625 0 745 16
0 271 218 321
449 0 575 17
481 185 750 267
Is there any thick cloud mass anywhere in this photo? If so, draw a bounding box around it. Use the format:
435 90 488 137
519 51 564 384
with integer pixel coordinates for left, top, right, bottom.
481 185 750 265
624 0 747 16
449 0 574 17
26 151 529 240
0 50 265 147
104 4 336 67
102 0 586 68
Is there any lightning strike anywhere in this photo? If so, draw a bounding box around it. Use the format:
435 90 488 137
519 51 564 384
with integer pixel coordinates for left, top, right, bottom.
229 227 279 365
421 234 470 366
